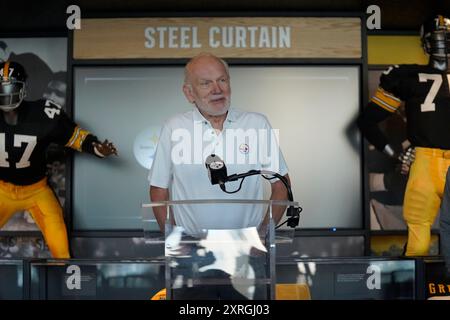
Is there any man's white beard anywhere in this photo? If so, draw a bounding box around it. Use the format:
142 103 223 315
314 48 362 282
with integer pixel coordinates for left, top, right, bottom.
196 101 230 117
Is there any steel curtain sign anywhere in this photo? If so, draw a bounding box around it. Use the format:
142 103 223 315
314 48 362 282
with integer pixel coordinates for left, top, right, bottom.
73 17 361 59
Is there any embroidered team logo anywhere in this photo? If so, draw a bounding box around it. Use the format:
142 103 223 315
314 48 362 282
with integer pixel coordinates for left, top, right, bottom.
239 143 249 154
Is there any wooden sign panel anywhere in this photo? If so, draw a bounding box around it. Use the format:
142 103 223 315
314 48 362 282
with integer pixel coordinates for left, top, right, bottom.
74 17 361 59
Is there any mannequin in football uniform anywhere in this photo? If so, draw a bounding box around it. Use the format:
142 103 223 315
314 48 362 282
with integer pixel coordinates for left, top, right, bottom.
358 15 450 256
0 60 118 258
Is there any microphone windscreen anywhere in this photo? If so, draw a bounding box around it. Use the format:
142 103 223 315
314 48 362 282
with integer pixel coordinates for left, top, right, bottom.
205 154 227 185
205 154 217 167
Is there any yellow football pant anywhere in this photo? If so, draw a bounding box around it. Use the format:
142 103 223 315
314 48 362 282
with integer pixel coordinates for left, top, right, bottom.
0 178 70 258
404 147 450 256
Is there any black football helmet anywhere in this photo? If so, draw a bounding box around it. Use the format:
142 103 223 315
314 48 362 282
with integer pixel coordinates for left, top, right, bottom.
0 61 27 112
420 15 450 63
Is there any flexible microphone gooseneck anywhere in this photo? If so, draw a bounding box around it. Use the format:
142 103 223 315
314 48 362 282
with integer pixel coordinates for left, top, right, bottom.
205 154 302 228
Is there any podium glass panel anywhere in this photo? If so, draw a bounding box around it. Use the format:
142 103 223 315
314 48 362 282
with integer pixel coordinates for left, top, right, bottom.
142 199 297 300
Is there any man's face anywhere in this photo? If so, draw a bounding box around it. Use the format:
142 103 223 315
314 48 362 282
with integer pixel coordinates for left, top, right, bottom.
183 57 231 117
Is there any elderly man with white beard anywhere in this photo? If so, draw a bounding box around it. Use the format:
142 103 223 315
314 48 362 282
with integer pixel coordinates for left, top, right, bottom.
148 53 290 300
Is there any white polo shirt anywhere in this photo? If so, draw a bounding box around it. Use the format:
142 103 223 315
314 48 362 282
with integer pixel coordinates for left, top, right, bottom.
148 107 288 236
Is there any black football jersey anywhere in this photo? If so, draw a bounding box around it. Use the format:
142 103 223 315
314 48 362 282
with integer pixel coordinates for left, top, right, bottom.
372 64 450 149
0 99 77 185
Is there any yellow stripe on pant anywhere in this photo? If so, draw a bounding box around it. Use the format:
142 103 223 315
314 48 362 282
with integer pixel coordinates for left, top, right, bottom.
0 178 70 258
404 147 450 256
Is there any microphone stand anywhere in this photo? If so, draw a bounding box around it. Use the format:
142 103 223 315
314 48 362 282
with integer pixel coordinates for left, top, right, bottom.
221 170 301 228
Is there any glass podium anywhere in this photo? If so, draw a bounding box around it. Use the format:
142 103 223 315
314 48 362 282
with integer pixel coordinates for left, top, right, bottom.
142 199 297 300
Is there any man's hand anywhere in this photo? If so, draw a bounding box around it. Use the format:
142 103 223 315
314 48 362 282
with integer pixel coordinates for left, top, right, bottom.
93 139 118 157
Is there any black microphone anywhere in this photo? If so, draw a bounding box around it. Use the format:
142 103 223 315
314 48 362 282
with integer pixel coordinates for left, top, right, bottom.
205 154 228 188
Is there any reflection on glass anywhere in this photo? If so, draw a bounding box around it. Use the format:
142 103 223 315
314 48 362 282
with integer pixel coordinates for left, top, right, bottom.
277 259 415 300
30 262 165 300
167 226 267 300
0 260 23 299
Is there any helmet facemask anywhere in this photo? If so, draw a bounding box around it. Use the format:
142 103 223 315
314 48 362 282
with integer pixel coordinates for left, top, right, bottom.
0 79 26 112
